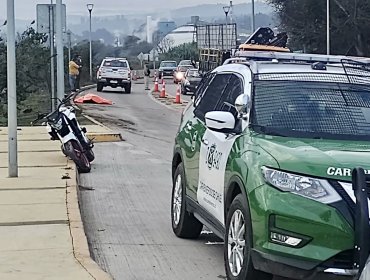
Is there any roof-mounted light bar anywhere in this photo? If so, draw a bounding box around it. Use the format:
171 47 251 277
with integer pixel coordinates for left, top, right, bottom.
234 51 370 64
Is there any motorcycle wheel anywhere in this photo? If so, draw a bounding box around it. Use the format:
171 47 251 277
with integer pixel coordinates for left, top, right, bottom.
85 148 95 162
65 141 91 173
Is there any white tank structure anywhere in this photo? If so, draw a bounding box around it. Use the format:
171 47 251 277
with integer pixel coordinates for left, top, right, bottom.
157 24 196 53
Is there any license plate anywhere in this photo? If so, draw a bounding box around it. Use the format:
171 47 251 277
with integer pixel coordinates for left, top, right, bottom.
110 80 118 84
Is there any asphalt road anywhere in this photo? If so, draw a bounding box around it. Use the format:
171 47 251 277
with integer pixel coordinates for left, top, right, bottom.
78 82 226 280
78 82 345 280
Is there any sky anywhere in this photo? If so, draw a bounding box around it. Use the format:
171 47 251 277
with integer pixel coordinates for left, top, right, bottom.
0 0 252 19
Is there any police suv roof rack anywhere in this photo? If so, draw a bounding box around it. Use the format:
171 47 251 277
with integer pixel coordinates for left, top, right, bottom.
234 51 370 65
223 57 249 65
105 57 127 60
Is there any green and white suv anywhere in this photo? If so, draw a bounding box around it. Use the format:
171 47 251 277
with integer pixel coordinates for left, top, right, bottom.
171 52 370 280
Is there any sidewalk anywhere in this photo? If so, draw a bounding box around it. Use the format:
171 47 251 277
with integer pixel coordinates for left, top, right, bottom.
0 126 112 280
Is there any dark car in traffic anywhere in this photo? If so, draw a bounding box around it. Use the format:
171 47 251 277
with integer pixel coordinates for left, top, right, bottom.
158 61 177 79
180 68 202 94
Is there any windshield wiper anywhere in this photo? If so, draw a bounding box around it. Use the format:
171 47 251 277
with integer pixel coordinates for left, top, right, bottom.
250 124 289 137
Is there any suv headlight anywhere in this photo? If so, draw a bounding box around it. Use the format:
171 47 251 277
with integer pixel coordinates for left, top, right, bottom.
262 167 341 204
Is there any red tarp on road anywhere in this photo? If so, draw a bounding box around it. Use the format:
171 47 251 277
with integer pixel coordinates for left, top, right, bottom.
74 93 113 105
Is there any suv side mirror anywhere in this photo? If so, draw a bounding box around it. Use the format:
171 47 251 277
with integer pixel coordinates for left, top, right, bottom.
235 94 250 117
205 111 235 131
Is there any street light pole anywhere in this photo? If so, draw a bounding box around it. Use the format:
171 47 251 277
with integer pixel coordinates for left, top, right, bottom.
87 4 94 81
251 0 255 33
251 0 256 33
223 6 230 51
327 0 330 55
230 1 233 24
7 0 18 177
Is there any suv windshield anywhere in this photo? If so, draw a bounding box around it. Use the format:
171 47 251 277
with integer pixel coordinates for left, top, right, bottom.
161 62 177 67
103 60 128 68
252 80 370 140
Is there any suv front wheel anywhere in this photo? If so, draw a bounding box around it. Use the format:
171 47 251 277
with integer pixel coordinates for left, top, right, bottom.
124 83 131 94
171 163 203 238
224 194 272 280
97 83 103 92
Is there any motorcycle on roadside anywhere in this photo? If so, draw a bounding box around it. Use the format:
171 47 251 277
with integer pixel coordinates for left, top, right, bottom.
32 93 94 173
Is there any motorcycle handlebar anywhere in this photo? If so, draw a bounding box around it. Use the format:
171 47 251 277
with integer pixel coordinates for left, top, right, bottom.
51 92 75 108
30 113 48 125
31 93 75 125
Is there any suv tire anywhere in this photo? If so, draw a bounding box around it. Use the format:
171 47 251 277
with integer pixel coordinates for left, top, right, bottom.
97 83 103 92
125 84 131 94
224 194 272 280
171 163 203 239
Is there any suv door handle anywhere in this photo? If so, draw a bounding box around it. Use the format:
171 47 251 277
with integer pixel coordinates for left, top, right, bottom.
201 138 209 146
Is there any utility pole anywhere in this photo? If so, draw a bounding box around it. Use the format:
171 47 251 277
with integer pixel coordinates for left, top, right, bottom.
7 0 18 177
49 0 56 110
251 0 255 33
56 0 64 101
87 4 94 81
327 0 330 55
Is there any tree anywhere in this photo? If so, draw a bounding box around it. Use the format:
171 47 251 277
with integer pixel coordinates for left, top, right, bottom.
0 26 52 125
15 27 49 101
159 42 199 62
267 0 370 56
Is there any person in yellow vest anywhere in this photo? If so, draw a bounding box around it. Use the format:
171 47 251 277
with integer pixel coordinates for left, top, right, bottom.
69 55 81 92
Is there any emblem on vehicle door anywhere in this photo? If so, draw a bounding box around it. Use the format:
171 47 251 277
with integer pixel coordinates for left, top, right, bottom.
191 131 198 152
206 144 222 170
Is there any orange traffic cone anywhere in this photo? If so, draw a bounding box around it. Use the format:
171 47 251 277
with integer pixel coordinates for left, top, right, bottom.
159 80 166 98
154 77 159 92
174 85 181 104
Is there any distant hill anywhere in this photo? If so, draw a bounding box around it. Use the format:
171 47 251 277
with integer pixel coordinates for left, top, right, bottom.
7 1 275 43
171 1 274 19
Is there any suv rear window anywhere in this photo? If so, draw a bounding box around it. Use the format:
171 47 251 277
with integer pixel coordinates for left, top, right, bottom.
252 80 370 140
179 60 191 66
103 60 128 68
161 62 177 67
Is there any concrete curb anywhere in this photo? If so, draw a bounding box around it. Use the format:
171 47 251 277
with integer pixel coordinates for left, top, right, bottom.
86 132 123 143
66 160 113 280
148 89 189 112
82 114 111 130
65 84 114 279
